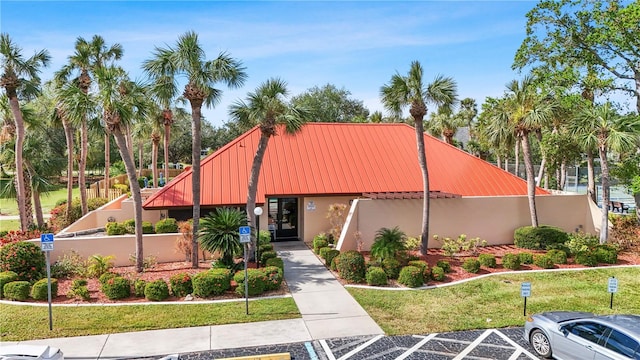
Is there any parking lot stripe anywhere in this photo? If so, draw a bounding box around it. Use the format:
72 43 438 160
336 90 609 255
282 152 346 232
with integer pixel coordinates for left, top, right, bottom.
452 329 493 360
304 342 319 360
319 340 336 360
494 330 539 359
337 334 384 360
395 333 439 360
508 350 522 360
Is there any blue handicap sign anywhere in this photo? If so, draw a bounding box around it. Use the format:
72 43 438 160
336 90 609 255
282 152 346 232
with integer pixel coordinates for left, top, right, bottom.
40 233 54 243
239 226 251 235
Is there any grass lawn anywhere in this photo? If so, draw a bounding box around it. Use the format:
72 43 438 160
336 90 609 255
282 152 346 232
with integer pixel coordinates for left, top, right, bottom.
0 297 299 341
0 187 79 231
348 267 640 336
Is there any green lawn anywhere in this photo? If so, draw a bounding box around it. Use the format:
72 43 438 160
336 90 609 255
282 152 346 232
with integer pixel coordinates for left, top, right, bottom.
348 267 640 336
0 187 79 231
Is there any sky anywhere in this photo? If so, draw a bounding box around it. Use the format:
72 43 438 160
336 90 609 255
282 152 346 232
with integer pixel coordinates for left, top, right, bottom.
2 0 540 128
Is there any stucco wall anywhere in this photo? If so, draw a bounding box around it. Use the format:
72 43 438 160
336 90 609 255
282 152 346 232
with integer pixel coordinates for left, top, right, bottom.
301 196 355 243
338 194 596 251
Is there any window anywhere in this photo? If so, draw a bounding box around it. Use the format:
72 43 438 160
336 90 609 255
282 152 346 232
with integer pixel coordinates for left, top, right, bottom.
605 330 640 359
567 322 609 345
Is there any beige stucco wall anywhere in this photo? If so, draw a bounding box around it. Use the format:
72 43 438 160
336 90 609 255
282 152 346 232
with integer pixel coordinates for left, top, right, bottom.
300 196 354 244
337 194 597 251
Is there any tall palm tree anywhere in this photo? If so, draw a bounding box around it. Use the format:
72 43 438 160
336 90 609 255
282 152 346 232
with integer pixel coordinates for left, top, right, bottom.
94 65 149 272
143 31 247 268
229 78 308 249
0 33 50 231
427 107 464 145
380 61 457 254
483 97 516 170
501 76 553 227
55 35 122 216
146 74 179 179
571 103 637 243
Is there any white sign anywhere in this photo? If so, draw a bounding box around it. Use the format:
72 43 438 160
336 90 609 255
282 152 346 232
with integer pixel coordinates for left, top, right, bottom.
306 201 316 211
608 277 618 293
521 282 531 297
40 233 54 252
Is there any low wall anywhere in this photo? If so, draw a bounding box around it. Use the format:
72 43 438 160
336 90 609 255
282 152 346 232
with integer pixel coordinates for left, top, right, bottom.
337 194 596 251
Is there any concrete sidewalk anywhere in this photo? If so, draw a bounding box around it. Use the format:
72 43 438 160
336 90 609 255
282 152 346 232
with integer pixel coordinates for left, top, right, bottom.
0 241 383 359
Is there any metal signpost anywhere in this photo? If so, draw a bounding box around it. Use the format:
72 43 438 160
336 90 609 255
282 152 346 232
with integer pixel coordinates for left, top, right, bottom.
608 277 618 309
239 226 251 315
521 282 531 316
40 233 54 330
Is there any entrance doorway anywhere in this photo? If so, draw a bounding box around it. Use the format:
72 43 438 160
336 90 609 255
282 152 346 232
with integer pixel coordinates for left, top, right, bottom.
268 198 298 240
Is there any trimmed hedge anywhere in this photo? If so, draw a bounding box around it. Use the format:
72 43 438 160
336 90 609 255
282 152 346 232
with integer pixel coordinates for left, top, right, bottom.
336 250 366 283
0 271 18 298
30 278 58 300
462 258 481 273
101 276 131 300
324 250 340 268
106 222 127 235
382 257 401 280
547 249 567 264
192 271 230 297
534 255 555 269
365 266 388 286
234 269 268 296
260 250 277 265
144 280 170 301
265 257 284 271
134 279 147 297
398 266 424 288
502 253 521 270
478 254 496 268
518 252 534 265
514 225 568 250
594 245 618 264
313 234 329 254
3 281 30 301
431 266 445 281
575 251 598 266
155 218 179 233
436 260 451 273
0 241 46 282
407 260 430 279
169 273 193 297
262 266 283 291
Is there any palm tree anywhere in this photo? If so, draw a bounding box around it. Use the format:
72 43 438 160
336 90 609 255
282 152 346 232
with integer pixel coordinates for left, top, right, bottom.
483 97 516 170
146 74 179 179
380 61 457 255
0 33 50 231
571 103 637 243
229 78 308 249
198 207 246 268
143 31 247 268
427 108 465 145
55 35 122 216
94 65 149 272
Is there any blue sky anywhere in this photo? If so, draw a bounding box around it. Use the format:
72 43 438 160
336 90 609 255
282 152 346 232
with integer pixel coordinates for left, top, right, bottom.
2 1 538 128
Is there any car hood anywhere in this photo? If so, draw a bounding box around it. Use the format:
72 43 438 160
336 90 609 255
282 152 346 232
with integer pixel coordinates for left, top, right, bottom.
0 345 62 360
540 311 594 324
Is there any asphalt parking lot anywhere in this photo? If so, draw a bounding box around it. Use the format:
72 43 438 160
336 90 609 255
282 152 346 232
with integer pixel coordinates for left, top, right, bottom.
160 327 543 360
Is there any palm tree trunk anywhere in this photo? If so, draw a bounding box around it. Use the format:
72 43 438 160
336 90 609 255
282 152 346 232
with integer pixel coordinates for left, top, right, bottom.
113 129 144 272
598 145 610 244
79 120 88 215
138 139 144 178
190 103 202 268
536 156 546 187
152 140 159 187
104 132 110 199
23 168 35 229
62 118 74 224
515 139 520 177
504 156 509 172
496 155 502 169
586 151 596 203
33 186 45 228
163 116 171 179
560 160 567 191
247 132 270 260
415 119 430 255
521 134 538 227
8 94 28 231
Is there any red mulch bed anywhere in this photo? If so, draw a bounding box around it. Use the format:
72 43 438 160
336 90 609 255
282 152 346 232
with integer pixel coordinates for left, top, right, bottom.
30 245 640 304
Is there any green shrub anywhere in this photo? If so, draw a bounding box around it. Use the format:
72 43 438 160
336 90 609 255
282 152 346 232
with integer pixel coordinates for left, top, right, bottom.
260 250 277 265
407 260 430 279
142 221 155 234
398 266 424 288
381 257 401 280
462 258 481 273
330 256 339 271
87 255 115 278
594 245 618 264
403 236 421 252
534 255 555 269
324 250 340 268
169 273 193 297
138 177 146 188
144 280 170 301
155 218 179 233
478 254 496 268
371 227 407 261
365 266 388 286
436 260 451 273
51 251 86 278
336 250 366 283
67 279 90 301
0 241 46 282
575 251 598 266
234 269 268 296
98 272 118 286
30 278 58 300
547 249 567 264
113 183 129 193
101 276 131 300
313 234 329 254
514 225 568 250
105 222 127 235
265 257 284 271
502 253 521 270
192 271 230 297
49 197 108 231
210 268 233 283
123 219 136 234
318 247 332 260
258 230 271 245
396 251 420 267
518 252 534 265
434 234 487 256
567 232 600 255
3 281 30 301
258 243 274 254
261 266 283 291
431 266 445 281
134 279 147 297
0 271 18 298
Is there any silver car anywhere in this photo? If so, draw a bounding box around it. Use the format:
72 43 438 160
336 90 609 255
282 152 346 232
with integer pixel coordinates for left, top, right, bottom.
524 311 640 359
0 345 64 360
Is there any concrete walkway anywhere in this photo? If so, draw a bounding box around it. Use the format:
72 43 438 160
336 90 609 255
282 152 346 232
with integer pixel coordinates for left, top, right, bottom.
1 241 383 359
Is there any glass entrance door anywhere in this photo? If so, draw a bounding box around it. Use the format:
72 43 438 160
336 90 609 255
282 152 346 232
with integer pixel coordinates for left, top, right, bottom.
267 198 298 240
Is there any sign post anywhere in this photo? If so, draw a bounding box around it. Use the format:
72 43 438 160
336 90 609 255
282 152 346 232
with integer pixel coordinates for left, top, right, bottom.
608 277 618 309
40 233 54 330
521 282 531 316
239 226 251 315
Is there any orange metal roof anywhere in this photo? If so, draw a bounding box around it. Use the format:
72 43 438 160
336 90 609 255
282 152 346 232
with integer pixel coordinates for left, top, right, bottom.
143 123 549 209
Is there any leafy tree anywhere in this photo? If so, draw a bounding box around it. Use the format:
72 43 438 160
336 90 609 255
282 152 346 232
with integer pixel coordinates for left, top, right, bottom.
514 0 640 113
0 33 50 231
291 84 369 123
199 207 246 267
143 31 247 268
612 153 640 223
380 61 458 254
